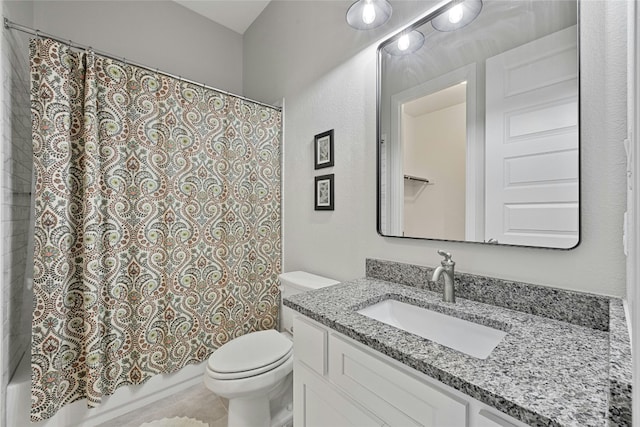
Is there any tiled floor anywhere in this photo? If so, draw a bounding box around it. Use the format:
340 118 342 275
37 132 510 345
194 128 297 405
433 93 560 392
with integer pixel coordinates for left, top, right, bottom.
96 384 228 427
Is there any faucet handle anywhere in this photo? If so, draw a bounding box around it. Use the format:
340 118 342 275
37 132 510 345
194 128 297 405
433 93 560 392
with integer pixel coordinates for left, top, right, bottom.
437 250 454 266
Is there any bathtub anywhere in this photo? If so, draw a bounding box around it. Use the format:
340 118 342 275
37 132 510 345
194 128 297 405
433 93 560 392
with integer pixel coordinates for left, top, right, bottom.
7 350 208 427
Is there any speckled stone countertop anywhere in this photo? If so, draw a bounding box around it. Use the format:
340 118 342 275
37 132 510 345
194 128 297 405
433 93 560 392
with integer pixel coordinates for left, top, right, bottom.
609 299 633 426
284 276 631 427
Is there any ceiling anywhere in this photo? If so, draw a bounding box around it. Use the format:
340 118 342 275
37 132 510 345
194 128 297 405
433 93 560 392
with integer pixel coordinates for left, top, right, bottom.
403 82 467 117
174 0 271 35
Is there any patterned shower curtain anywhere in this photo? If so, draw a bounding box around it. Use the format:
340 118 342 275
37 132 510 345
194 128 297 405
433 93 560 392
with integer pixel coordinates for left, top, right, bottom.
29 38 281 421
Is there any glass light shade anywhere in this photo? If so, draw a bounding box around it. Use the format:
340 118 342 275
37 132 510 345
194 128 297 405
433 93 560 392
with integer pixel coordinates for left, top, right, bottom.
448 4 464 23
431 0 483 32
397 34 410 51
346 0 392 30
383 30 425 56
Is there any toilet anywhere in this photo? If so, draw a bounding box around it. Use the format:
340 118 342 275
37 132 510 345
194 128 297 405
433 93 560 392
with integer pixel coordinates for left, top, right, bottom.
204 271 339 427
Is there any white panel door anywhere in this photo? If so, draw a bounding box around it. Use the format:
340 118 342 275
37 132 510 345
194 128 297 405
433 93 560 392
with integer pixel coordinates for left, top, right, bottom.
485 26 578 248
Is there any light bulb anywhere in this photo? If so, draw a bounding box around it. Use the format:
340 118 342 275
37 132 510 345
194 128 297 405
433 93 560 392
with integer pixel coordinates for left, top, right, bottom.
397 34 410 51
448 4 464 24
362 0 376 25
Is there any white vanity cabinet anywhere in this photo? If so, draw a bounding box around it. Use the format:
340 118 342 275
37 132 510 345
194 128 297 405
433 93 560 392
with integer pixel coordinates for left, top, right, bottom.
293 315 529 427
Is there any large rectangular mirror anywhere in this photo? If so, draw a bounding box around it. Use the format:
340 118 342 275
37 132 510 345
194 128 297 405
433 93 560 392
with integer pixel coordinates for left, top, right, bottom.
377 0 579 249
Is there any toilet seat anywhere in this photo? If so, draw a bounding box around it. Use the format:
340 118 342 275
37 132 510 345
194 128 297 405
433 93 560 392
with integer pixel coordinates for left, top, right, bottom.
208 348 293 379
207 330 293 380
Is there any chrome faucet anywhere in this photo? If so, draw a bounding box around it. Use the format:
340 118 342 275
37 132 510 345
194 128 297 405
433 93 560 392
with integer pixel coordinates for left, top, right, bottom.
432 250 455 303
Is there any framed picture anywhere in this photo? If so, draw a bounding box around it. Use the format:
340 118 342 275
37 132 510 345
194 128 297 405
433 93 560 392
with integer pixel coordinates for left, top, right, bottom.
314 174 334 211
314 129 334 169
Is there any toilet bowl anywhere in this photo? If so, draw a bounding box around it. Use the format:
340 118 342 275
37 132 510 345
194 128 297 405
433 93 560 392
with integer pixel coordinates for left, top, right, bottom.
204 330 293 427
203 272 339 427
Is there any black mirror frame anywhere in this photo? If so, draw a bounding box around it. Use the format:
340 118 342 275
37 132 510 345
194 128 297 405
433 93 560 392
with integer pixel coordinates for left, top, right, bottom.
375 0 581 251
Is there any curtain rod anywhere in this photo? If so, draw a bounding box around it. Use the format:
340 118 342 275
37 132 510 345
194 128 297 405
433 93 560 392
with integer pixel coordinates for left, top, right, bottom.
3 17 282 112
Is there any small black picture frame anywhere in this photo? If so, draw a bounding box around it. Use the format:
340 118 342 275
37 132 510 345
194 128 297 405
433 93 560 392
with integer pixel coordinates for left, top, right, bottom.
314 129 334 169
314 174 334 211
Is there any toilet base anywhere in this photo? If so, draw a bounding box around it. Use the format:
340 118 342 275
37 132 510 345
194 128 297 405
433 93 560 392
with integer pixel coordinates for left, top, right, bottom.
269 373 293 427
228 395 271 427
223 373 292 427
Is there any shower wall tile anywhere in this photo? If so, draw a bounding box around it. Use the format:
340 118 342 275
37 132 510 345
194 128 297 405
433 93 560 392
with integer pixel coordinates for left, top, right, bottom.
1 17 33 426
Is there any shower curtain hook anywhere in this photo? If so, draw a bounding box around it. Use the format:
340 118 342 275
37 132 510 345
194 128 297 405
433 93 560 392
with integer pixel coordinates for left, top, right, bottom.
123 57 127 66
68 39 73 48
34 29 40 40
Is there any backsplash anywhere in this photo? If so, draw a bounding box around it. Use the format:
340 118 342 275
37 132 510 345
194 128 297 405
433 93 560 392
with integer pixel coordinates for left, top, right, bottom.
366 258 610 331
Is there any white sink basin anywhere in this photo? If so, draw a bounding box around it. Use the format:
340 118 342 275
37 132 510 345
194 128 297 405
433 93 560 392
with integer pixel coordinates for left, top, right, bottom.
357 299 507 359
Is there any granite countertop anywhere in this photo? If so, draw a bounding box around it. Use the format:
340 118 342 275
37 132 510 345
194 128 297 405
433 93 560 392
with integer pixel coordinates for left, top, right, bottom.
284 275 630 427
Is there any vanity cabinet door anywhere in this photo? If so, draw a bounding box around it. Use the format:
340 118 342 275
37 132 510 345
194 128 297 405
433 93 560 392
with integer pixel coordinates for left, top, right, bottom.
328 334 468 427
294 363 387 427
476 410 521 427
293 316 328 376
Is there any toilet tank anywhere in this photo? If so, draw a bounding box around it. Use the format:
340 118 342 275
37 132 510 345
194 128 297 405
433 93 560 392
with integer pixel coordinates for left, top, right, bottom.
279 271 340 334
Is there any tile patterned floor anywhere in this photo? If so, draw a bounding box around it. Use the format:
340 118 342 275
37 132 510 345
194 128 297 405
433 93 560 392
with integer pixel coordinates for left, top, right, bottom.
96 384 228 427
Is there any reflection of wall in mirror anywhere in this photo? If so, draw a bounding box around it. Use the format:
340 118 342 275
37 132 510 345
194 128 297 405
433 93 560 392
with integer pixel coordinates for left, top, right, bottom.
403 102 466 239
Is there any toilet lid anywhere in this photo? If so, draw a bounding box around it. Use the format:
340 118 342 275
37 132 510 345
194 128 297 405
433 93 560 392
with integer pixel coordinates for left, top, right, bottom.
207 348 293 380
208 330 293 375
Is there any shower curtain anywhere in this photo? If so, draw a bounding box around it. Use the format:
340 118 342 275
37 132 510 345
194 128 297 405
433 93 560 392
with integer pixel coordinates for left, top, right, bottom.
29 38 282 422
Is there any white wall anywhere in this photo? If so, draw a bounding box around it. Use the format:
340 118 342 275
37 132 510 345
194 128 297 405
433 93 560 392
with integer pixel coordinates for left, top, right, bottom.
243 0 435 105
244 0 628 296
32 0 244 95
1 1 34 425
403 103 466 240
626 1 639 423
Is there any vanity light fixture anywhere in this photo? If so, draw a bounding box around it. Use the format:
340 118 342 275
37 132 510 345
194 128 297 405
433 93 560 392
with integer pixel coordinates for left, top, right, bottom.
384 30 425 56
346 0 392 30
431 0 482 32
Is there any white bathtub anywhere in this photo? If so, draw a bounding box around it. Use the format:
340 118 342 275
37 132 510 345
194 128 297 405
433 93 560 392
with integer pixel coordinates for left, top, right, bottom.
7 351 208 427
